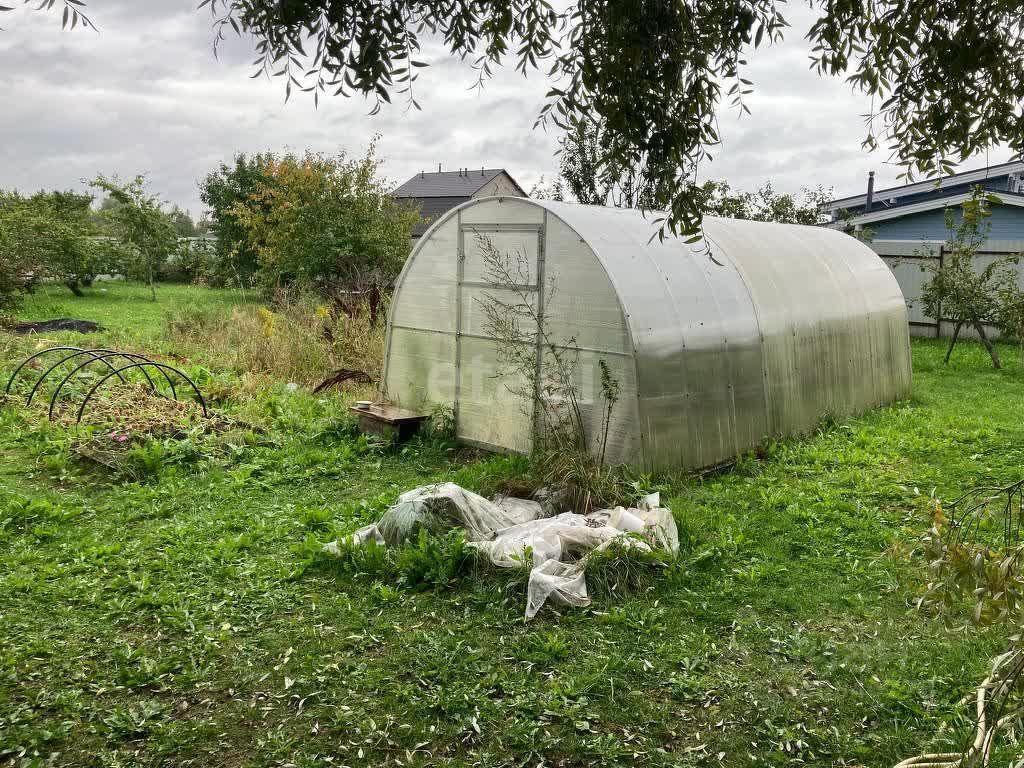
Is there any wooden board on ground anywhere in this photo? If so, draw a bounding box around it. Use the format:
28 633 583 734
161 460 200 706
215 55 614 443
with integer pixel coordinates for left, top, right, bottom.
350 404 429 441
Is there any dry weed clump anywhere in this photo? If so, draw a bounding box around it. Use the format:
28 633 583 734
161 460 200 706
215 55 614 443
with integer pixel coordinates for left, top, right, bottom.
51 382 219 433
164 291 386 389
55 383 245 474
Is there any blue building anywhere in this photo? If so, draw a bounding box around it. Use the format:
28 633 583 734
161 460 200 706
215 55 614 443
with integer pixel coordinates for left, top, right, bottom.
823 162 1024 338
823 161 1024 240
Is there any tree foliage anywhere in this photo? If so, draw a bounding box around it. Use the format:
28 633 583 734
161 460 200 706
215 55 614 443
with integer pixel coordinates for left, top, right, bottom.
535 139 831 226
696 180 832 225
919 187 1022 369
199 0 1024 236
200 152 276 285
0 189 113 298
556 123 657 209
0 0 94 32
15 0 1024 236
91 175 179 301
167 205 199 238
227 142 419 293
0 197 33 312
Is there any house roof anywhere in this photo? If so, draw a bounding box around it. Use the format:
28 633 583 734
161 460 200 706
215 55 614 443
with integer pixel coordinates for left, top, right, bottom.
824 160 1024 213
827 190 1024 228
393 168 524 198
398 196 472 237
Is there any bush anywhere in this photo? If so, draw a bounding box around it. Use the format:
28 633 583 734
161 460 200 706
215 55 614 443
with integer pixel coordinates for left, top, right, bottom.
159 238 218 284
225 140 419 293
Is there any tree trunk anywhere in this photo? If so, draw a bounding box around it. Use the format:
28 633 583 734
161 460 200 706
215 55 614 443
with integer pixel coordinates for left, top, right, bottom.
148 262 156 302
973 320 1002 369
944 321 963 364
65 279 84 297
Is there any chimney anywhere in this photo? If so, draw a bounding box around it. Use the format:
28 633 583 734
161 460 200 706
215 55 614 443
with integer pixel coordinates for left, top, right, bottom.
865 171 875 212
438 163 442 173
480 167 484 176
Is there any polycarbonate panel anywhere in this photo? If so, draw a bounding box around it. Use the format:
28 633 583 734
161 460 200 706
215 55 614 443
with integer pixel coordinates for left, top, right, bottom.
533 202 773 470
457 335 533 453
539 200 910 468
542 347 640 466
701 219 911 439
542 215 632 355
461 228 539 285
459 197 544 226
389 217 459 333
383 327 456 409
460 287 538 339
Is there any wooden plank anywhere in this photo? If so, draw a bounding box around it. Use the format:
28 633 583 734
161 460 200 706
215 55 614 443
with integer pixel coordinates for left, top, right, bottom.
349 404 428 424
350 405 429 442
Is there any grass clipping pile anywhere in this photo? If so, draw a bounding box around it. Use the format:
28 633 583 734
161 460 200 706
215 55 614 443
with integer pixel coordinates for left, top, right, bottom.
56 383 235 474
323 482 679 619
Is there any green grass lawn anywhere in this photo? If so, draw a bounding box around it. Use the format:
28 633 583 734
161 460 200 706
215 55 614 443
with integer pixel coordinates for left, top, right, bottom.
2 282 1022 767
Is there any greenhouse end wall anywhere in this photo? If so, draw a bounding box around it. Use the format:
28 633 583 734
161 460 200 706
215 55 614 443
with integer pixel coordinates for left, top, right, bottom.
383 197 912 471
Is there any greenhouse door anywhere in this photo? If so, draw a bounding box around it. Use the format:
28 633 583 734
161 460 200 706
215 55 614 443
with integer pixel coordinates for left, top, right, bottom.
455 224 544 453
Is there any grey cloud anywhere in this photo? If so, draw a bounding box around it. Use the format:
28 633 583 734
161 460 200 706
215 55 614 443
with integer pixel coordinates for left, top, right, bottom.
0 2 1013 217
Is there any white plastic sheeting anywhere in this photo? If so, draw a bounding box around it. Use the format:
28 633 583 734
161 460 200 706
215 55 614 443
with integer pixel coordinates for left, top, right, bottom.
323 483 679 619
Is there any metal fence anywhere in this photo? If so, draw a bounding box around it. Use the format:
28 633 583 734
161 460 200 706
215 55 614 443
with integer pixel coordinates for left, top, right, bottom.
871 239 1024 338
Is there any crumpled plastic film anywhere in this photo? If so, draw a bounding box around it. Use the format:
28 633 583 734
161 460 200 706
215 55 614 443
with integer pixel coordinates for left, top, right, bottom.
375 482 536 545
322 483 679 619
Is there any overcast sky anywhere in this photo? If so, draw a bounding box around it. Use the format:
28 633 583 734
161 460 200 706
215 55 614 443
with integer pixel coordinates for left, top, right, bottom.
1 1 1015 218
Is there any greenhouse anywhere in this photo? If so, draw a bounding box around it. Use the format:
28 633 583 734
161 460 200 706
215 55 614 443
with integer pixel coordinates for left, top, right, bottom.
382 196 912 471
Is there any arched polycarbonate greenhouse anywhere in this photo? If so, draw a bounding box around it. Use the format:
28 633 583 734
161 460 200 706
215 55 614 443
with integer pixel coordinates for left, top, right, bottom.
382 196 912 470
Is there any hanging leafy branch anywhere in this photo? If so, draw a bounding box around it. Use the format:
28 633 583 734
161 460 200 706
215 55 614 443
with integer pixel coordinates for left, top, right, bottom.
903 480 1024 767
15 0 1024 236
195 0 1024 236
0 0 94 31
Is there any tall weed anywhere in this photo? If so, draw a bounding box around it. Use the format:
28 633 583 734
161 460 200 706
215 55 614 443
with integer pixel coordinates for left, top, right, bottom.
164 289 386 388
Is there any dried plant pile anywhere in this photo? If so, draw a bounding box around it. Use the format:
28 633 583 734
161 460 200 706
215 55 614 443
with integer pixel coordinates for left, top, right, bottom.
47 383 237 470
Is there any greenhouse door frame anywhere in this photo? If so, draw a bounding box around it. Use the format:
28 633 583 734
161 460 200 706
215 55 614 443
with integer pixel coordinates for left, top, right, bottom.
454 216 546 454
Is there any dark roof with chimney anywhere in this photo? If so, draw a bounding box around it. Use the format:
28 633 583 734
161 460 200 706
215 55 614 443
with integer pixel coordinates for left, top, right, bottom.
393 168 527 236
393 168 524 199
824 160 1024 216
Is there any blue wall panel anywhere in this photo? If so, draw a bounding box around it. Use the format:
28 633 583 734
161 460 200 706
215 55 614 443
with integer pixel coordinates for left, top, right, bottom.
871 206 1024 241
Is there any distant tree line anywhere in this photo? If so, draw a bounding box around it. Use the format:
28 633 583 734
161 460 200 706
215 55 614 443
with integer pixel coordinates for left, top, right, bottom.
0 176 192 308
0 140 418 313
